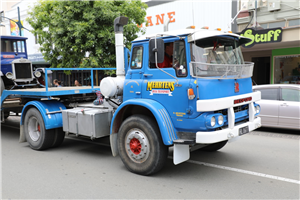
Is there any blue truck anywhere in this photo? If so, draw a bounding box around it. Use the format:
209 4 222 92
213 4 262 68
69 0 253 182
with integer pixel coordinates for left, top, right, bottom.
1 17 261 175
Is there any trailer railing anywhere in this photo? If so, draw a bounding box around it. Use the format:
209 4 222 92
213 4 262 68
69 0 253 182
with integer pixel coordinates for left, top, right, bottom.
45 68 116 92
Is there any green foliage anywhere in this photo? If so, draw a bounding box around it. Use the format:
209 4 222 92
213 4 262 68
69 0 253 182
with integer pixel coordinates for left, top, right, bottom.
27 0 147 69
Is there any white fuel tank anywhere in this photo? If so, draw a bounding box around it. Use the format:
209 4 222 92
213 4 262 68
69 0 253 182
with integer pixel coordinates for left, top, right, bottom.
100 76 125 97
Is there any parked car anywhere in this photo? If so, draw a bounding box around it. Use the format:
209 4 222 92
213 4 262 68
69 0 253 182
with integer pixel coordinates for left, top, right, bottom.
253 84 300 130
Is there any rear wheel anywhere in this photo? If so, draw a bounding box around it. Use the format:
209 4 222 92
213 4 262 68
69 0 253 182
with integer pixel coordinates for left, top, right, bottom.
118 115 168 175
24 108 55 150
52 128 65 147
0 77 5 96
200 140 228 152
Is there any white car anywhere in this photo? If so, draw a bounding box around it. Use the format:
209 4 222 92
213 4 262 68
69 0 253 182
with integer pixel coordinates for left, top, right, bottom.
253 84 300 130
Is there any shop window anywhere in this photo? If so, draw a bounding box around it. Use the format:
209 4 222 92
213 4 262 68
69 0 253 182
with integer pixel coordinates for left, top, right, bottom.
274 55 300 84
260 23 268 29
281 89 300 102
289 19 300 27
269 21 285 28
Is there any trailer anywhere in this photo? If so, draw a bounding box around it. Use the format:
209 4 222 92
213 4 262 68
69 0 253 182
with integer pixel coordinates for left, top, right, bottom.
1 17 261 175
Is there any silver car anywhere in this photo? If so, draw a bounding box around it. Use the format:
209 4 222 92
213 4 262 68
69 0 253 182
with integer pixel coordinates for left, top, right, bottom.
253 84 300 130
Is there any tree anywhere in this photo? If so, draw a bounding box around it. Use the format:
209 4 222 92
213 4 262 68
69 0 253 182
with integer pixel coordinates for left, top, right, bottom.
27 0 147 69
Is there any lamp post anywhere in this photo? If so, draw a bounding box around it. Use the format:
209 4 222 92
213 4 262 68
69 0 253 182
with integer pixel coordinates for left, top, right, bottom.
0 7 30 36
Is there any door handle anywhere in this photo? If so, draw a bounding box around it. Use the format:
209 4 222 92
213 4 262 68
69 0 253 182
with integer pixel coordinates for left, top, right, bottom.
143 74 153 77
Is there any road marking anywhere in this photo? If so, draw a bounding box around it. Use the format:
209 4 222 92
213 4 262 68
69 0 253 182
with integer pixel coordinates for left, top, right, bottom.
184 158 300 185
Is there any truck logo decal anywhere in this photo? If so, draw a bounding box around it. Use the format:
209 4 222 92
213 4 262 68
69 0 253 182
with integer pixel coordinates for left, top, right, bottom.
147 81 175 96
234 82 239 93
234 97 252 104
3 55 15 58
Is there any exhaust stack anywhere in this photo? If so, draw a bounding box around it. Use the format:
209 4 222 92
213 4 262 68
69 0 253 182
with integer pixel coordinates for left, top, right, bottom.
100 17 128 98
114 16 128 76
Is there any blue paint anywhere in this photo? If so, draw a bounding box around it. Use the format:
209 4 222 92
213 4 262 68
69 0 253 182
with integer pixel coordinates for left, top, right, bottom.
111 99 177 145
21 100 66 130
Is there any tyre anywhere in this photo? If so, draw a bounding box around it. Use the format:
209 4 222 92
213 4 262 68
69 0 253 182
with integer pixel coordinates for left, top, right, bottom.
0 77 5 96
200 140 228 152
24 108 55 150
118 115 168 175
52 128 65 147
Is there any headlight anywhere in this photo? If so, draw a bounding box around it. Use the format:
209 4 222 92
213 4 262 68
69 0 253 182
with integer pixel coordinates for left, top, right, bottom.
6 72 13 79
218 115 224 125
211 116 216 127
255 105 260 114
34 70 42 78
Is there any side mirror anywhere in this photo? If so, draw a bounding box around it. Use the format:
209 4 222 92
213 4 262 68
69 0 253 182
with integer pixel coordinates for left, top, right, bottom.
149 38 164 63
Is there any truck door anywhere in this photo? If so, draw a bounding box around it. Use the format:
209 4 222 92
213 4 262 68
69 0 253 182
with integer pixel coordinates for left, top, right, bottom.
124 45 144 99
142 39 190 119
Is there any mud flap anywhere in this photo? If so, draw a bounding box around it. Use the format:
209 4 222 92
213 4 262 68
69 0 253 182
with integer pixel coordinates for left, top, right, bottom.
19 125 26 143
173 144 190 165
110 133 119 157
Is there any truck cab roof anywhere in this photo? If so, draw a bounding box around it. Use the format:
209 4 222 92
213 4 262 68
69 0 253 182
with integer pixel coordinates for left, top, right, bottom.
0 35 28 40
133 28 249 44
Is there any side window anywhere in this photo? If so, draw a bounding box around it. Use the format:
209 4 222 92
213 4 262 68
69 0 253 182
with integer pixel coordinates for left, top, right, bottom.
173 41 187 77
131 46 143 69
258 88 278 100
17 41 25 52
281 89 300 102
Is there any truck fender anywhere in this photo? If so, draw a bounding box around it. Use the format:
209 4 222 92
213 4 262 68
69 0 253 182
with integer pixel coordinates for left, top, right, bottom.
20 100 66 142
110 99 177 156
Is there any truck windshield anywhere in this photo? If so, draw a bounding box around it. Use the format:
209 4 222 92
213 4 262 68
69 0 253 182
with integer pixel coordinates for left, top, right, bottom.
190 36 253 79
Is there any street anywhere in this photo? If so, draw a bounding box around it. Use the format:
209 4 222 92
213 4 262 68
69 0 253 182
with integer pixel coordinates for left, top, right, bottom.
1 115 299 199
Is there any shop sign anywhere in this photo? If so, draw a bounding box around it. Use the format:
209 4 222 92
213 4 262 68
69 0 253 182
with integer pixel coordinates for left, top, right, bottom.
137 12 175 28
239 28 282 48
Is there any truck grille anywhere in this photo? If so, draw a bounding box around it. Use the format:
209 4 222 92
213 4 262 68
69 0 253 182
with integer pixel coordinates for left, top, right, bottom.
215 105 249 115
15 63 32 79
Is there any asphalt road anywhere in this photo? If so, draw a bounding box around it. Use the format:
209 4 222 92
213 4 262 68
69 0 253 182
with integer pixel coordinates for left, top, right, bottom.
1 115 299 199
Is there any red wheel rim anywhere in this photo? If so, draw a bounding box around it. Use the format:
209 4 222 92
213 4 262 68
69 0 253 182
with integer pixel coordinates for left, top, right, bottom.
37 124 41 132
130 138 141 155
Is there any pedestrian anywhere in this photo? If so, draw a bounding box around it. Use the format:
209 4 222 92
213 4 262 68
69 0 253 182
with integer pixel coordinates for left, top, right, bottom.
53 79 62 87
74 80 81 86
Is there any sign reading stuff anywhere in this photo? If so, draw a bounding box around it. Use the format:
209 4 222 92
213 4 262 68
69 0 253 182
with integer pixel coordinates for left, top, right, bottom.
239 28 282 48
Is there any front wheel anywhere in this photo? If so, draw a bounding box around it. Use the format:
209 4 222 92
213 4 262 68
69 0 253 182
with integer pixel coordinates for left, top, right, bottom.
118 115 168 175
24 108 55 150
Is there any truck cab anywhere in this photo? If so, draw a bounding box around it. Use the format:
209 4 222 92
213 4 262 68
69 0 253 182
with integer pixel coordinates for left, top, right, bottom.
0 35 49 95
102 22 261 175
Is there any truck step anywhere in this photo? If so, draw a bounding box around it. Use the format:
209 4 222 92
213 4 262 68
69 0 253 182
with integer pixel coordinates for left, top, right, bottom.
173 139 195 145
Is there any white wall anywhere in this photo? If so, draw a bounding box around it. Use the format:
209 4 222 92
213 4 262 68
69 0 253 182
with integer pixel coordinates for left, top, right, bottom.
142 0 233 35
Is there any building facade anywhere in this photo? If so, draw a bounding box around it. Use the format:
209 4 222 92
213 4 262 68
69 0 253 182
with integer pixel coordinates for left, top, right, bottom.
236 0 300 85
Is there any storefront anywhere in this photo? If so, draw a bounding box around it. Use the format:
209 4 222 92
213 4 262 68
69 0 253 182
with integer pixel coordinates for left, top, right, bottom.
239 26 300 85
272 48 300 84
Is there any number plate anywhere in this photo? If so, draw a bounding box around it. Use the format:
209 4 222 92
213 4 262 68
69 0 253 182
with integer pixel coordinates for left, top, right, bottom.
239 126 249 136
